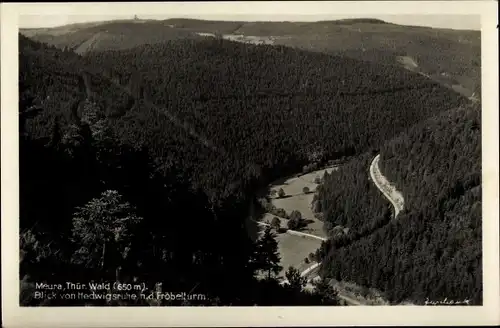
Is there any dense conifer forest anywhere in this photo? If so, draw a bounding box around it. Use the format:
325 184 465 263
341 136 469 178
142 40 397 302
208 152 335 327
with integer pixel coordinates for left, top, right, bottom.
23 18 481 99
18 24 480 306
19 34 342 306
20 35 467 199
316 105 481 304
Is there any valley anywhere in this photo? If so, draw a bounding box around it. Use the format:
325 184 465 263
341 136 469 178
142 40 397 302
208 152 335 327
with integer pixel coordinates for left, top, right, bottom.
17 16 482 307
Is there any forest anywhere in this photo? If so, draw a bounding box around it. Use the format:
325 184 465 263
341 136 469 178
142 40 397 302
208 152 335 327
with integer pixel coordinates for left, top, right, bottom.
18 31 477 306
19 35 345 306
19 89 344 306
312 153 393 246
21 35 467 201
22 18 481 99
316 104 482 304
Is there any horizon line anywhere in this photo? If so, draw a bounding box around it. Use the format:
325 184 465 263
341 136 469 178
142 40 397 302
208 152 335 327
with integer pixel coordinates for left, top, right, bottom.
18 15 481 31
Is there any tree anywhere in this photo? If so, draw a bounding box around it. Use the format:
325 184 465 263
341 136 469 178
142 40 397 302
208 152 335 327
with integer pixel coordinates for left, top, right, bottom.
289 210 302 222
271 217 281 231
303 186 310 194
270 189 277 198
314 176 321 184
287 218 299 230
273 208 287 218
308 252 316 262
61 123 90 157
71 190 142 281
313 277 339 305
49 117 62 149
254 226 282 279
19 229 62 305
18 82 43 137
304 257 310 264
323 171 330 180
288 210 306 230
278 188 286 198
92 119 115 146
360 285 370 298
285 266 307 292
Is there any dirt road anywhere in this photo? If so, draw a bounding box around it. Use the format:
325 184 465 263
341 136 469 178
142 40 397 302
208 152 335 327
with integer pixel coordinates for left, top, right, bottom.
369 154 404 217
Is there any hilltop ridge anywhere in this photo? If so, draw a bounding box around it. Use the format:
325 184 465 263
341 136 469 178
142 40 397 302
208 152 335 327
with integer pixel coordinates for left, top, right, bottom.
21 17 480 99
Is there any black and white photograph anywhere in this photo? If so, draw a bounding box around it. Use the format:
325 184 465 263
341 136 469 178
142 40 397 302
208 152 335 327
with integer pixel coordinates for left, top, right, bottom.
1 1 499 327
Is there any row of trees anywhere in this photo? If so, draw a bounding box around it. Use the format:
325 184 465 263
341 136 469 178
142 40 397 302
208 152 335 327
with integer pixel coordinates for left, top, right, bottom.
268 214 306 232
262 193 308 232
316 105 482 304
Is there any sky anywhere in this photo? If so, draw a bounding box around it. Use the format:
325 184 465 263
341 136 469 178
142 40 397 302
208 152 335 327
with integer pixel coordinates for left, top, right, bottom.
19 14 481 31
16 2 482 31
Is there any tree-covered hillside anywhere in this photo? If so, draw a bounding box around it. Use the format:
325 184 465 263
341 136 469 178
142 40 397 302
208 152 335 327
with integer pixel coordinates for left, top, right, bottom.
19 35 340 306
19 33 476 306
21 18 480 98
83 38 467 195
316 104 481 304
312 153 392 243
21 34 468 202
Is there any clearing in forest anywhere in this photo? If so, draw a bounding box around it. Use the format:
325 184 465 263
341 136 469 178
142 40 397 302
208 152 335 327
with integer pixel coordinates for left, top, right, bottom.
257 166 337 276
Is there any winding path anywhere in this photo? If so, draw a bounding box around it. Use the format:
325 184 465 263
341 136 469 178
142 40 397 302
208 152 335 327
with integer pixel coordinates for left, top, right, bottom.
369 154 404 217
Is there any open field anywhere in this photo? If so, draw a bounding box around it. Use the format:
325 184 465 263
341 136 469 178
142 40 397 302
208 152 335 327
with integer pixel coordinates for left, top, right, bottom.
253 166 337 277
267 167 338 237
256 216 323 277
275 233 321 274
196 32 279 45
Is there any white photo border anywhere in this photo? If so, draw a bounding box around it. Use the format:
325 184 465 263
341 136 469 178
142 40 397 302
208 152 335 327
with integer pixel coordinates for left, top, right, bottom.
2 1 498 327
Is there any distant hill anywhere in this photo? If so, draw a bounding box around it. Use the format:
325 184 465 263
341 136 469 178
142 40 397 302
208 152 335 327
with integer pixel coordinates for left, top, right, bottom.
20 18 481 99
21 20 200 54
